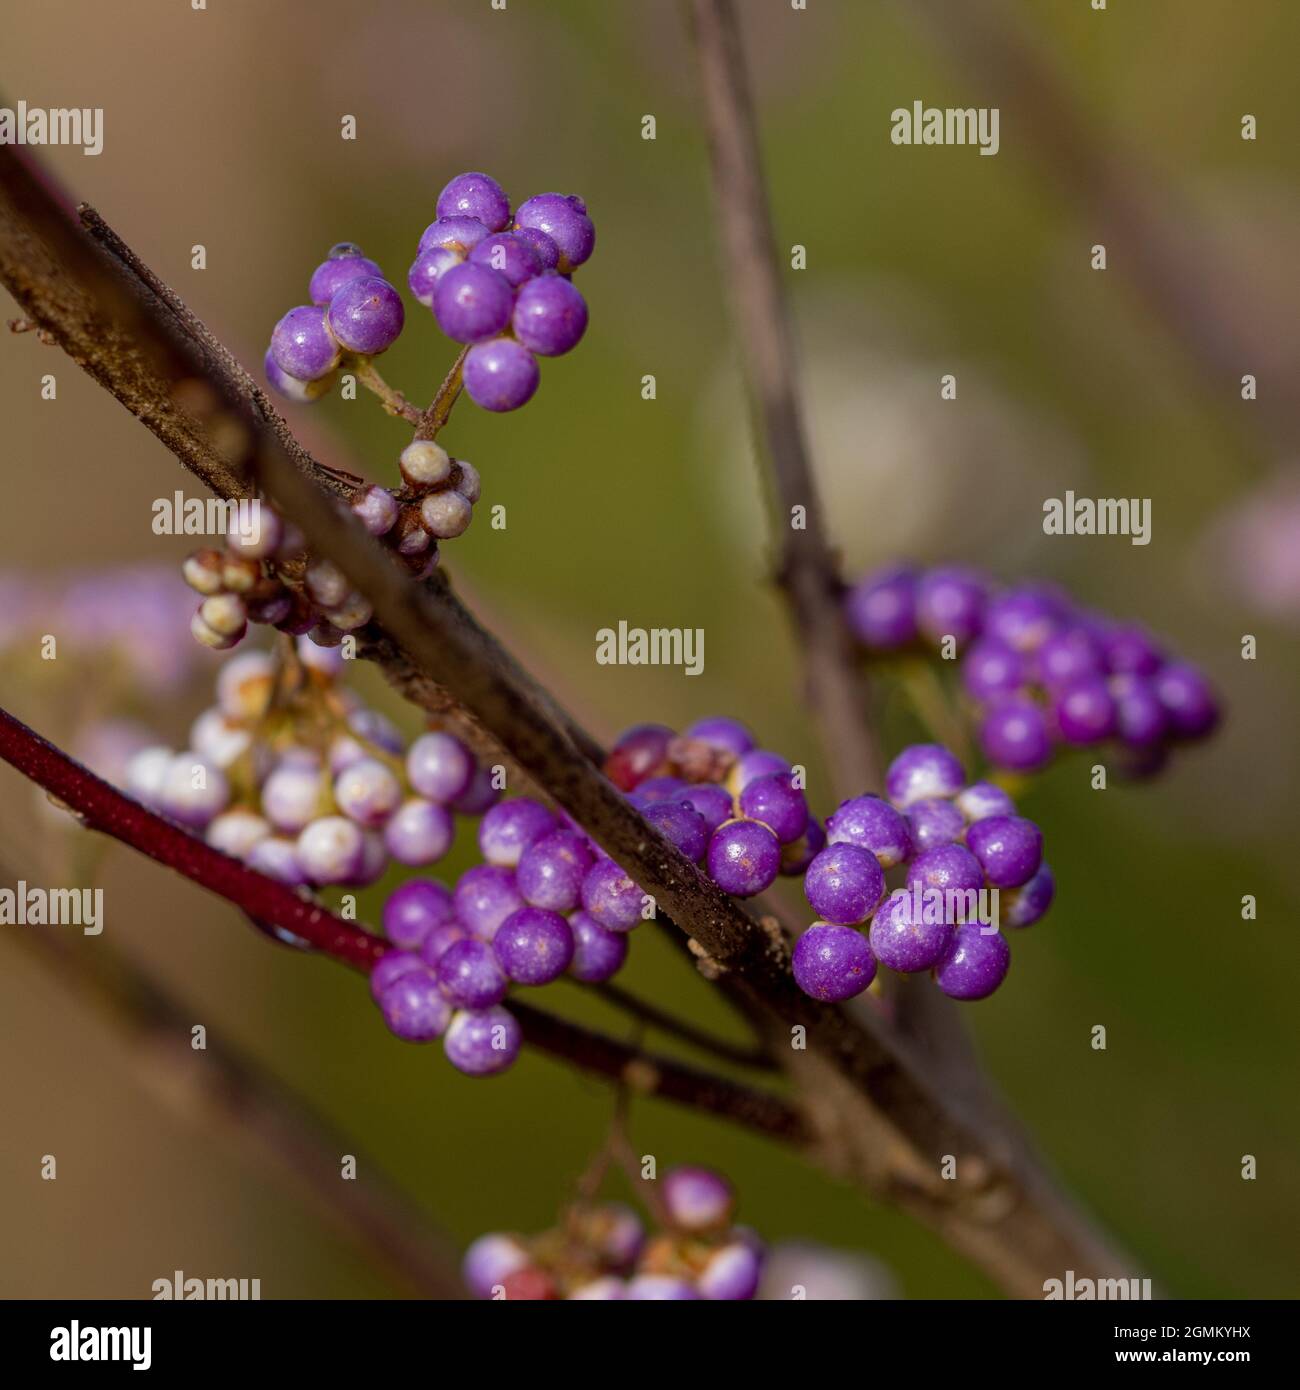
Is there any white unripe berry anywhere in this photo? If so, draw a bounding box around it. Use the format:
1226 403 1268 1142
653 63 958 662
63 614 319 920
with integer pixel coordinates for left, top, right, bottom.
400 440 452 489
419 490 472 539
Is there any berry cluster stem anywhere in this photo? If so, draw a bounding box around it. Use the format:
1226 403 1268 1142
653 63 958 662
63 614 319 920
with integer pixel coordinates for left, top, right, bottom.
415 345 468 441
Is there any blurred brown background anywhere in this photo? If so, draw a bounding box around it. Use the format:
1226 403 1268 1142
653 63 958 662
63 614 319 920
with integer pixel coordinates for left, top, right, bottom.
1 0 1297 1298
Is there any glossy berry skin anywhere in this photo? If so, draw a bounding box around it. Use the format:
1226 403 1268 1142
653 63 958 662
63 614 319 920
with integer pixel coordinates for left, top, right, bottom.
979 696 1052 771
437 937 509 1009
463 337 540 411
885 744 965 808
462 1233 530 1298
698 1242 764 1301
779 815 825 876
1037 627 1102 691
478 798 557 868
933 923 1011 1001
567 910 630 982
1053 675 1117 744
624 1276 702 1301
685 716 755 757
845 566 916 649
407 246 462 307
454 864 526 941
580 857 643 931
803 844 885 926
326 276 404 355
603 723 673 791
869 891 954 974
961 637 1025 702
512 274 588 356
512 225 560 271
450 764 502 815
707 819 781 897
419 215 492 257
436 171 511 232
493 906 574 984
906 843 984 900
469 231 543 289
309 247 384 306
954 780 1016 823
376 967 452 1041
1154 663 1219 738
1110 673 1168 747
825 794 912 868
443 1004 522 1076
1002 863 1055 927
729 748 791 793
738 772 808 845
984 585 1065 653
334 756 402 827
419 918 467 967
513 192 595 272
630 775 688 806
382 878 455 948
384 798 455 866
433 262 514 344
263 349 332 403
965 814 1042 888
644 801 711 863
680 783 735 836
369 949 426 1003
516 829 593 912
295 816 364 884
351 484 400 536
247 836 308 886
406 731 475 804
915 567 986 647
270 305 339 381
907 797 966 853
791 924 876 1001
1099 624 1163 676
662 1167 734 1232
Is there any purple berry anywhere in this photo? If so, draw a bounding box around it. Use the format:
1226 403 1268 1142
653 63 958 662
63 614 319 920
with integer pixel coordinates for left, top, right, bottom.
684 716 755 757
351 484 400 536
326 276 404 355
309 245 384 306
246 835 308 886
580 856 644 931
933 923 1011 1001
512 225 560 270
493 906 574 984
433 262 514 344
463 336 540 411
568 910 630 982
479 798 557 867
369 948 426 1003
915 567 987 646
803 844 885 926
661 1166 734 1231
984 585 1067 653
384 797 455 866
1037 626 1103 691
907 797 965 853
408 246 463 307
514 192 595 272
512 274 588 356
680 783 735 836
419 216 491 257
270 305 339 382
419 920 467 967
979 697 1052 771
961 637 1026 702
1154 663 1220 739
869 891 954 973
450 763 503 815
885 744 965 808
604 723 673 791
334 756 402 827
1052 675 1117 744
707 820 781 897
643 800 710 863
1099 624 1163 676
469 231 543 289
779 815 826 876
296 815 365 885
965 814 1042 888
454 864 525 941
1002 863 1055 927
624 1276 701 1301
697 1242 763 1301
437 937 508 1009
516 828 593 912
443 1005 522 1076
954 780 1016 823
824 794 912 868
263 348 332 403
377 967 452 1041
463 1233 529 1298
629 775 688 806
729 748 791 793
382 878 455 948
906 843 984 900
791 924 876 1001
1110 673 1168 747
406 731 475 804
436 171 511 233
738 772 808 845
844 565 916 649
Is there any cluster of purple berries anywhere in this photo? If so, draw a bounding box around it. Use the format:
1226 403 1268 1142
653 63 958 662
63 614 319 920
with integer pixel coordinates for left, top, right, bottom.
367 792 645 1075
122 643 497 887
463 1166 761 1300
845 565 1221 777
414 171 592 412
793 743 1052 1007
267 242 404 402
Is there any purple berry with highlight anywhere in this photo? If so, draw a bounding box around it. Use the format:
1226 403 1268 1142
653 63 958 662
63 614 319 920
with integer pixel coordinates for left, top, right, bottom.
1003 863 1055 927
433 262 514 344
885 744 965 808
463 337 540 412
907 797 965 853
680 783 735 836
933 924 1011 1001
1154 663 1219 739
965 814 1043 888
916 567 987 647
377 966 452 1041
791 924 876 1001
382 878 454 948
803 843 885 926
384 798 454 866
845 565 916 649
568 911 630 983
513 192 595 272
643 800 710 863
661 1166 734 1232
406 732 475 804
493 906 574 985
580 856 643 931
419 216 491 257
516 828 593 912
469 231 543 289
954 780 1016 823
707 819 781 897
869 891 954 974
1052 675 1117 744
309 245 384 306
825 794 912 868
443 1005 522 1076
270 305 339 382
961 637 1026 702
512 274 588 356
408 246 462 307
738 772 807 845
454 864 525 941
436 171 511 233
326 276 404 355
979 697 1052 772
437 937 508 1009
479 798 557 868
906 842 983 900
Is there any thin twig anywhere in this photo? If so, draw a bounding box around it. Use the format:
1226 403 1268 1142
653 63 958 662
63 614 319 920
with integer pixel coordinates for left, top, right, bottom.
351 357 423 424
415 346 468 441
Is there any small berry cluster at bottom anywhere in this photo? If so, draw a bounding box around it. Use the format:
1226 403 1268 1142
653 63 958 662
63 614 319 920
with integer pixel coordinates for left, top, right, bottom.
845 564 1221 777
463 1166 761 1300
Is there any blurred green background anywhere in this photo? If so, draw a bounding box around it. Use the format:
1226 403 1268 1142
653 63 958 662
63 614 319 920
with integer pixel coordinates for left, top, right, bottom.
1 0 1297 1298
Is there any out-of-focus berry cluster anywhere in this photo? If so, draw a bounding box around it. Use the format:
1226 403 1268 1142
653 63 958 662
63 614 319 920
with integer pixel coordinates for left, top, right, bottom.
845 565 1221 778
121 642 497 889
463 1166 762 1300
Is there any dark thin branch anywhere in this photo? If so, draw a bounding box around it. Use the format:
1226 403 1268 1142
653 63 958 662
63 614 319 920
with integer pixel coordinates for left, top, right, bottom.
689 0 880 802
